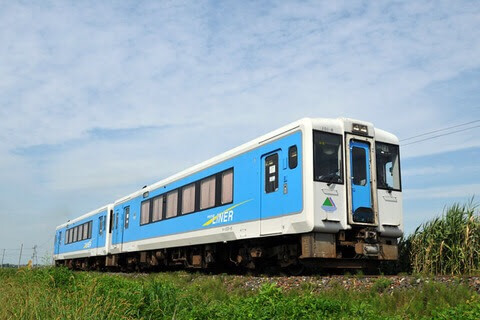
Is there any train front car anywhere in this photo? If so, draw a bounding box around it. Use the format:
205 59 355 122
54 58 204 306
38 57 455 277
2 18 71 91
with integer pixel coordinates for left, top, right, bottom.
304 118 403 269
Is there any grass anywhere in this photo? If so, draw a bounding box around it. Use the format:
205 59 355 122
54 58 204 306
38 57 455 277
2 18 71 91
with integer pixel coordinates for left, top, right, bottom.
1 267 479 319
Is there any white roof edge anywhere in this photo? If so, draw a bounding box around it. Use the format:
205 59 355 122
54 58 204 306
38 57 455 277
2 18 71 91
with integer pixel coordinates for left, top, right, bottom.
113 117 313 205
374 128 400 144
55 204 112 230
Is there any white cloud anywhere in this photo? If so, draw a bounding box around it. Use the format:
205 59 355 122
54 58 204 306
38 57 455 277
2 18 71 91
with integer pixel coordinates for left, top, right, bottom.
404 184 480 200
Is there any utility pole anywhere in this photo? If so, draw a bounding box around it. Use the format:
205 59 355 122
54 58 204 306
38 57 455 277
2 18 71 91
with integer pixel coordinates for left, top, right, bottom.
34 245 38 267
1 249 5 268
31 245 37 268
18 244 23 268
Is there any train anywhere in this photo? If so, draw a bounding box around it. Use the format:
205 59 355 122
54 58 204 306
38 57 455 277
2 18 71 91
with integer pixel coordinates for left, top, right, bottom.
53 117 403 273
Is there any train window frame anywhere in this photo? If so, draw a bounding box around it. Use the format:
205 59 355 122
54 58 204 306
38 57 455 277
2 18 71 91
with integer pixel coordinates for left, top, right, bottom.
88 221 92 239
375 141 402 192
140 200 150 225
79 224 84 241
200 175 216 210
265 153 279 193
152 195 164 222
221 169 234 205
288 145 298 169
166 190 179 218
313 130 344 185
181 183 196 214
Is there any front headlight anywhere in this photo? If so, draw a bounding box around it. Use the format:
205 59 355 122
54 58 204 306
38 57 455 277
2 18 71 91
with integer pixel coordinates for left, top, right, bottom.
352 123 368 135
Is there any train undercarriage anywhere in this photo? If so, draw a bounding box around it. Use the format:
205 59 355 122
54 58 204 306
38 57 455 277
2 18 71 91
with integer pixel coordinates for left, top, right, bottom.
56 229 398 274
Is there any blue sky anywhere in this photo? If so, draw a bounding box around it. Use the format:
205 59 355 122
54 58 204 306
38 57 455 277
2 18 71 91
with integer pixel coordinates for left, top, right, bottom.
0 1 479 264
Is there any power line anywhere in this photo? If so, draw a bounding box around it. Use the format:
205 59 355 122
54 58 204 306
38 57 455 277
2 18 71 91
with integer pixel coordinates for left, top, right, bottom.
401 125 480 146
400 119 480 142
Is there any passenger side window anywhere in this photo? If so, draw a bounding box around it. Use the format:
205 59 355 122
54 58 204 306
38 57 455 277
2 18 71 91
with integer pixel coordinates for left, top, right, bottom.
265 153 279 193
79 225 84 241
152 196 163 222
141 201 150 225
200 176 216 209
88 221 92 239
288 145 298 169
221 169 233 204
166 190 178 218
182 184 196 214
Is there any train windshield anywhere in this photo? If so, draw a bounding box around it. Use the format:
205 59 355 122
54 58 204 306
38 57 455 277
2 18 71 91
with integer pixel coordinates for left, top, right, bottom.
313 131 343 184
375 142 401 191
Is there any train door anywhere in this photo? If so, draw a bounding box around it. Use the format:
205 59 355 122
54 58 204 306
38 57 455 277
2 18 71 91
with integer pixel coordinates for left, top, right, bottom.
96 215 105 255
346 136 376 224
260 151 283 235
111 206 123 252
106 208 113 254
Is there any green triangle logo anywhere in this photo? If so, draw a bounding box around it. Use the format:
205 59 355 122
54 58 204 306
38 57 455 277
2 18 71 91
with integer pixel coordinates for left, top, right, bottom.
322 197 333 207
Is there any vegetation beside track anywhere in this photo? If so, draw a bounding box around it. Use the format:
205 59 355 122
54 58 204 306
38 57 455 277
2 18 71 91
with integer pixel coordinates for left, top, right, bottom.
1 267 480 320
398 199 480 276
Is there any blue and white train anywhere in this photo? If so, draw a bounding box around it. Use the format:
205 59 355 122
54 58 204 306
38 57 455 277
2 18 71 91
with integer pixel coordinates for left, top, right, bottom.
54 118 402 272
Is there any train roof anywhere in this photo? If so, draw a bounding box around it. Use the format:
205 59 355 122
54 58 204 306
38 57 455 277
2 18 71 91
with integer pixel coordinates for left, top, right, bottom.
56 204 111 230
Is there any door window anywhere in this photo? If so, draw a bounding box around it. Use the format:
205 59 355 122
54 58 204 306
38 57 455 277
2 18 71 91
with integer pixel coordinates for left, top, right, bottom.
124 206 130 229
351 146 367 186
265 153 279 193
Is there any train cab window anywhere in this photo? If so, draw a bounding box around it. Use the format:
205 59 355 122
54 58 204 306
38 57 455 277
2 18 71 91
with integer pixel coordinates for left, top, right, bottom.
200 176 216 209
124 206 130 229
152 196 164 222
265 153 279 193
166 190 178 218
288 145 298 169
376 142 401 191
313 131 343 184
221 169 233 204
141 201 150 225
182 184 196 214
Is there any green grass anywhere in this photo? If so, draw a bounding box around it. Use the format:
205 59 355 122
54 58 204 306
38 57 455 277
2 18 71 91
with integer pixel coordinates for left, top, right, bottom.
1 267 479 319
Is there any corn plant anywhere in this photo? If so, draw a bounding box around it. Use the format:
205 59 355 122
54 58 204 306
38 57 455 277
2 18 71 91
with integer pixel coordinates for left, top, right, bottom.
408 198 480 275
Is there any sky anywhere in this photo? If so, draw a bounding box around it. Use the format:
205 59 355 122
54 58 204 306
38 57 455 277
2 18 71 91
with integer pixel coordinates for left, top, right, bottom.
0 1 479 264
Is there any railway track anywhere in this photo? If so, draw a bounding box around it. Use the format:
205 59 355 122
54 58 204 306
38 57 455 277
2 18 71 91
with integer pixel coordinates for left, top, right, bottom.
112 271 480 293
